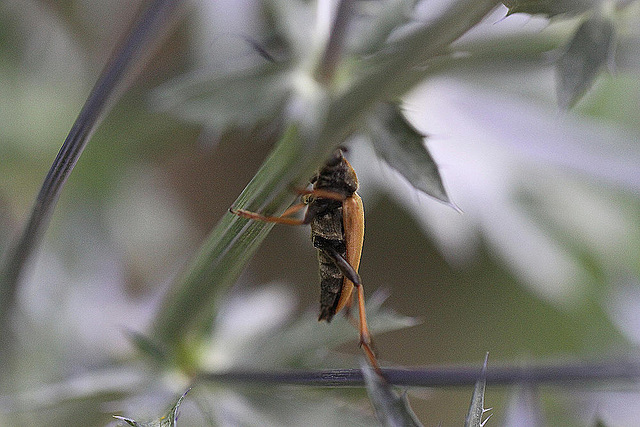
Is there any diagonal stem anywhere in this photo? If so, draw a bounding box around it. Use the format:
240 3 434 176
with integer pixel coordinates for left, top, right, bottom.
0 0 181 331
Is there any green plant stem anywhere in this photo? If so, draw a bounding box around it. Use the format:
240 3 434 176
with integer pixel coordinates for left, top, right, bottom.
151 127 313 346
199 358 640 388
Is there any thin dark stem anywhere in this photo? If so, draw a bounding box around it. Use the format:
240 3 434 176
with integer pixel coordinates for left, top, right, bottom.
0 0 181 329
199 359 640 388
315 0 355 84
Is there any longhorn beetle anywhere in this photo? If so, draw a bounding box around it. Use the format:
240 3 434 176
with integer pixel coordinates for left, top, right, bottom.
230 149 378 370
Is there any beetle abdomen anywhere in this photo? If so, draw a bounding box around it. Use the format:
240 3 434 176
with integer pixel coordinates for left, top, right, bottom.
317 249 344 322
311 202 346 322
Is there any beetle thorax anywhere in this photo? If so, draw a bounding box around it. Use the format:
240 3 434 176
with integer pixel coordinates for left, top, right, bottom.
312 152 359 196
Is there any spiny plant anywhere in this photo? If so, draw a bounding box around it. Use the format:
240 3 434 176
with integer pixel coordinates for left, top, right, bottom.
1 0 640 426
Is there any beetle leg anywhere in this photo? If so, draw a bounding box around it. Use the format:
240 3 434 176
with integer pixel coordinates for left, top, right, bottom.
279 202 307 217
229 200 314 226
231 186 348 225
322 247 380 372
343 296 359 329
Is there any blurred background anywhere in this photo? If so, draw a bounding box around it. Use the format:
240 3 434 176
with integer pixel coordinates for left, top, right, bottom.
2 0 640 425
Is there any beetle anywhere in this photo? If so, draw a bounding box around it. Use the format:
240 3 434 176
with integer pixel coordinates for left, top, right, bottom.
230 149 378 369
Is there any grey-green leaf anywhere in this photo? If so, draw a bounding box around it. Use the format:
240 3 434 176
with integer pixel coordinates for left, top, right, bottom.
114 389 190 427
114 417 140 427
362 362 423 427
219 289 418 369
465 353 491 427
126 330 167 362
367 103 452 206
502 0 594 17
151 63 290 133
556 15 616 110
351 0 419 55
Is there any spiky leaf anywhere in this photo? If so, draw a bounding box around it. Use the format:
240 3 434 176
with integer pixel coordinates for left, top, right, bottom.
465 353 492 427
352 0 420 55
556 15 616 109
114 389 190 427
126 330 167 362
362 362 423 427
367 102 451 205
502 0 594 17
210 289 418 369
151 63 290 133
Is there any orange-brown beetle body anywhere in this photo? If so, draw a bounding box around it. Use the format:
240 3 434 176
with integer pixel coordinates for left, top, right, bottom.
231 149 376 369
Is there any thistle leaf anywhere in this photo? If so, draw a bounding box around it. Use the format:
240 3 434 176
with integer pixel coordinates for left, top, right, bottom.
502 0 594 17
114 389 190 427
214 289 418 369
126 330 167 362
151 63 290 133
351 0 419 55
556 15 616 110
367 103 452 206
362 362 423 427
465 353 492 427
191 383 380 426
